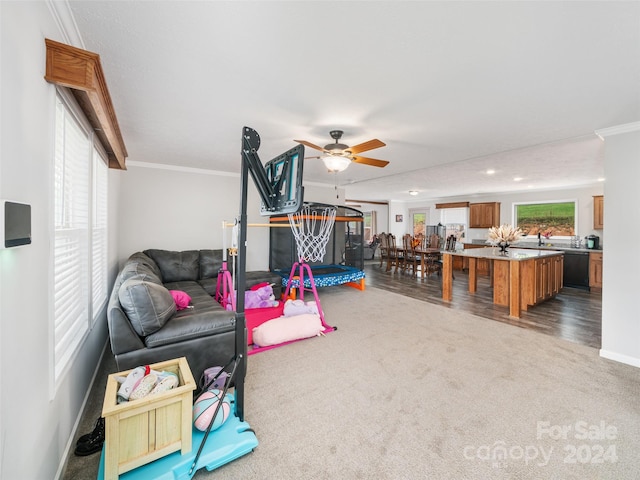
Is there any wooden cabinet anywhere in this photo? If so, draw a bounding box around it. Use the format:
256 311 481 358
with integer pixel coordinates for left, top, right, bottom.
469 202 500 228
593 195 604 229
589 252 603 292
522 255 563 307
463 244 491 276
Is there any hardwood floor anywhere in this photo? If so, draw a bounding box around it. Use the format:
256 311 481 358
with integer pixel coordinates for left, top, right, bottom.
363 259 602 349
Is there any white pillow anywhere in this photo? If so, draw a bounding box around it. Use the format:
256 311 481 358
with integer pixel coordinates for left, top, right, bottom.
252 314 324 347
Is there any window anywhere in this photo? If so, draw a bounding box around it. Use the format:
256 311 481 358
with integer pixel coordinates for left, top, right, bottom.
53 92 108 384
514 201 576 238
411 211 427 237
440 207 467 241
362 211 376 243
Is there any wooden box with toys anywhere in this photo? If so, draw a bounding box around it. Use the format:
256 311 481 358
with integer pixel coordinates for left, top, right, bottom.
101 357 196 480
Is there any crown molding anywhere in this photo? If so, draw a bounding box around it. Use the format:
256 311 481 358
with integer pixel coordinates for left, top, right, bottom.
595 121 640 140
126 161 238 177
45 0 85 49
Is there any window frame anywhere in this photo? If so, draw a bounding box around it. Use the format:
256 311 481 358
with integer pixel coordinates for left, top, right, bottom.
408 208 428 237
512 199 578 239
50 88 109 393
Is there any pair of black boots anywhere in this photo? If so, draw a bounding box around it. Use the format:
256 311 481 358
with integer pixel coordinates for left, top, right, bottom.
74 417 105 456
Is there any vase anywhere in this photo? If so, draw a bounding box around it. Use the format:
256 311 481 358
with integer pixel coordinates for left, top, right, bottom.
498 242 510 254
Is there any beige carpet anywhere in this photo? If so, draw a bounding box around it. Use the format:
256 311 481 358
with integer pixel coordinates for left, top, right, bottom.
64 286 640 479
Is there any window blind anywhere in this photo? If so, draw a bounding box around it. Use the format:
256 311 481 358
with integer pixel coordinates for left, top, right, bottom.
53 92 109 384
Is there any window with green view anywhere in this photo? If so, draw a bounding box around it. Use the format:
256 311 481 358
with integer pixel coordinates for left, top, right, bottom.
514 201 576 237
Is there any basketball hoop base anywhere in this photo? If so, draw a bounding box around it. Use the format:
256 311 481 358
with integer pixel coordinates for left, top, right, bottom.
96 394 258 480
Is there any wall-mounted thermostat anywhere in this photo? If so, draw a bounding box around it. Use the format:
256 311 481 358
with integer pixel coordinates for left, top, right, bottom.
1 200 32 248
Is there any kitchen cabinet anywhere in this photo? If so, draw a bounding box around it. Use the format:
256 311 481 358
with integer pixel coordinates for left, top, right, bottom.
469 202 500 228
463 244 491 276
593 196 604 230
589 252 603 292
523 255 564 306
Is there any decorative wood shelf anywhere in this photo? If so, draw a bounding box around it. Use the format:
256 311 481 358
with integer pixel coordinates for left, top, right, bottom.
44 39 127 169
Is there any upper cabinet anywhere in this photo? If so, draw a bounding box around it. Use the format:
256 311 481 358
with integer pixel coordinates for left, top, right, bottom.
469 202 501 228
593 195 604 230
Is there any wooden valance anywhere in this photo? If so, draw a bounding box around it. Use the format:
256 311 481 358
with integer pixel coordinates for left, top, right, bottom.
435 202 470 209
44 38 127 170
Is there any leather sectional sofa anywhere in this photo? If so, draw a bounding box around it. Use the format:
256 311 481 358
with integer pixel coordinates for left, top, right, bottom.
107 249 281 378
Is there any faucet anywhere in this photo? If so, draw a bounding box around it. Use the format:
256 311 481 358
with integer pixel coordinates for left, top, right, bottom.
537 232 542 247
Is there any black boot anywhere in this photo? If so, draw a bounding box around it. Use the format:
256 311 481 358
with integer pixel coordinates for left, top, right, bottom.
74 417 105 456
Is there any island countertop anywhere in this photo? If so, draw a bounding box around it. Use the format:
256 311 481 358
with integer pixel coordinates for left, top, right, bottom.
441 248 564 318
442 247 564 261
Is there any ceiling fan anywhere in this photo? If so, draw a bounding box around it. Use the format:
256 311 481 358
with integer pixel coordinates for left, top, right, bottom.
294 130 389 172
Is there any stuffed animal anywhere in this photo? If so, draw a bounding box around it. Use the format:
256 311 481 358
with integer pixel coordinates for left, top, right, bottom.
283 299 319 317
244 284 278 309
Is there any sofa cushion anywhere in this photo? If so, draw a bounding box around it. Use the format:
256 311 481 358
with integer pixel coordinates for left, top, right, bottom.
145 281 236 348
199 249 223 279
127 252 162 278
144 249 200 282
118 277 177 336
119 260 162 285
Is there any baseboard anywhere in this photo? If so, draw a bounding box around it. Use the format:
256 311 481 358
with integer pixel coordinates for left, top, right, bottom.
599 349 640 368
55 340 109 480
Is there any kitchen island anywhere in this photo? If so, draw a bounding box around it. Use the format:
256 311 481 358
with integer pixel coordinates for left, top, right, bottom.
442 247 564 318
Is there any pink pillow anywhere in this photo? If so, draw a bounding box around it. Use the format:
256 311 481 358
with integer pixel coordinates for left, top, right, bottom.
169 290 191 310
252 313 324 347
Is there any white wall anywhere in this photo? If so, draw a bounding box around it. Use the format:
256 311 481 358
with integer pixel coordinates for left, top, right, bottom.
599 126 640 366
403 185 604 244
346 201 390 236
0 2 119 479
117 162 340 271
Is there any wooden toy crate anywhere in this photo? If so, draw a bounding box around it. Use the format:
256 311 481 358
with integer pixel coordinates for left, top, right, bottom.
101 357 196 480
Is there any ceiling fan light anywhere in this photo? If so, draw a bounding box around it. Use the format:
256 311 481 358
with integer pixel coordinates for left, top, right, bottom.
322 155 351 173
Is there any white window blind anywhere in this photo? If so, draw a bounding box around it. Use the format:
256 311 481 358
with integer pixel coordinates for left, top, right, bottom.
53 93 109 383
91 148 108 322
440 207 467 225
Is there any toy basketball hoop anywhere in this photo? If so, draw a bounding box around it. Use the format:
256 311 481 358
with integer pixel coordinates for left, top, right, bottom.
288 205 336 263
283 205 337 333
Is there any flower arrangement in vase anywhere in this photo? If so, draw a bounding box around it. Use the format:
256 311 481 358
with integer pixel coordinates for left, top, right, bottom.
487 224 524 254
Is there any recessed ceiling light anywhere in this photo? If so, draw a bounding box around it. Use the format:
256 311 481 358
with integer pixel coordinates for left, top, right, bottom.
486 169 495 175
513 177 523 182
597 177 605 182
409 190 419 196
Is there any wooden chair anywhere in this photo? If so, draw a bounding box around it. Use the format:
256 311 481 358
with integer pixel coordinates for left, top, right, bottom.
378 232 389 268
386 233 404 273
402 234 420 277
425 234 443 276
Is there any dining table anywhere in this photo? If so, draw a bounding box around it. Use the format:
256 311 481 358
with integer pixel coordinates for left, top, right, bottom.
395 245 442 278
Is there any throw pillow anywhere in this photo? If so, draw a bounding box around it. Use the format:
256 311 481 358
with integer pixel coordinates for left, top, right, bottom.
119 278 176 336
169 290 192 310
252 313 324 347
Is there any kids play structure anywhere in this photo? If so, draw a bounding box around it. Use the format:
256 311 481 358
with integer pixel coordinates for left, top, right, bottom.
269 203 367 295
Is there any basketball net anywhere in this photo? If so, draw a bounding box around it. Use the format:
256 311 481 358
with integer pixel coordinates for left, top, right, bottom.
288 205 336 263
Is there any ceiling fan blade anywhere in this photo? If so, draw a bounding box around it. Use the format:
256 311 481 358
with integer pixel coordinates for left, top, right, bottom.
346 139 386 155
351 156 390 168
294 139 326 152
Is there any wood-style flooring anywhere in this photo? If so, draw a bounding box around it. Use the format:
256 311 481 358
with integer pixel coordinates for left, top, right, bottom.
363 259 602 349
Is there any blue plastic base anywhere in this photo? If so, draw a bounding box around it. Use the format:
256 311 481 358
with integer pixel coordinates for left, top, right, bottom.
97 411 258 480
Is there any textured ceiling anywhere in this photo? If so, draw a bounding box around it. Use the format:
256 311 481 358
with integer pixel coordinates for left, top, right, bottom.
68 1 640 202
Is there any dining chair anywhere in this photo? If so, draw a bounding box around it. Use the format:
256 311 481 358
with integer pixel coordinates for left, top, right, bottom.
386 233 404 273
424 233 443 276
402 234 420 277
378 232 389 268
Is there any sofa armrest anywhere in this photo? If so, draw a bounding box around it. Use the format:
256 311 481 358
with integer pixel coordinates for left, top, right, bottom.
107 301 144 355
